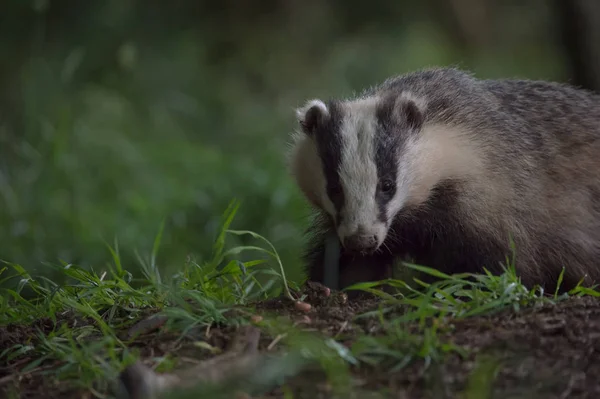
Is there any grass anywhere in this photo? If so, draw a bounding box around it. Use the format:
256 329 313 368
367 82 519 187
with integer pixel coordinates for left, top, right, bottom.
1 201 599 398
0 4 588 397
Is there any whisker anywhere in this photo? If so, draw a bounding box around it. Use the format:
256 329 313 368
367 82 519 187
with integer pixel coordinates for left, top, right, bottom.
382 242 393 255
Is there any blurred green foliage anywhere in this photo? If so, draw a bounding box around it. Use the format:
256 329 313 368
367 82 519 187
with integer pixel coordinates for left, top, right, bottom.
0 0 569 284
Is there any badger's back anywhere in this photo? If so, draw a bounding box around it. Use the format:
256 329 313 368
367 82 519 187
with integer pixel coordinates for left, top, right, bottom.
293 67 600 292
485 78 600 290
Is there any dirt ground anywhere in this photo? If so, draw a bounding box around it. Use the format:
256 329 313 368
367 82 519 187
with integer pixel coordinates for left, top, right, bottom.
2 284 600 399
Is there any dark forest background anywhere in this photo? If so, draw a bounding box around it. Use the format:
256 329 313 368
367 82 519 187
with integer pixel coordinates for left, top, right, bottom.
1 0 599 284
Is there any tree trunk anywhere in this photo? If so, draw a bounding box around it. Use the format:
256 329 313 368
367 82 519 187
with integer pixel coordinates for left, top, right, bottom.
556 0 600 92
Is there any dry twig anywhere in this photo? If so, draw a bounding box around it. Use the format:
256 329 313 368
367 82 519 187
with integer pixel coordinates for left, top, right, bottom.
118 325 262 399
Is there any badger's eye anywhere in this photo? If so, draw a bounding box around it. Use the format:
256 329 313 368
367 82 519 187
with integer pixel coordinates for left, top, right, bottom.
379 179 395 194
328 184 344 206
330 184 343 196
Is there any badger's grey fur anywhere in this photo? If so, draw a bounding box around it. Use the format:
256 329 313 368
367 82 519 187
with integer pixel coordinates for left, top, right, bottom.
288 67 600 293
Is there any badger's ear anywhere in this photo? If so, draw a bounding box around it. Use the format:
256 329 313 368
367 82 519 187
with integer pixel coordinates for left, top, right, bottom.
296 99 329 136
398 98 424 131
379 93 425 132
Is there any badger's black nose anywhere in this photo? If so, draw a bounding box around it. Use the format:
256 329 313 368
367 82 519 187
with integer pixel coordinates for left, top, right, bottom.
343 234 378 253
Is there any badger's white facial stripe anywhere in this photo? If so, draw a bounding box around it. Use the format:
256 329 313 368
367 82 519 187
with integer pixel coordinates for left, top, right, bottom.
336 97 388 246
288 131 336 216
386 123 484 218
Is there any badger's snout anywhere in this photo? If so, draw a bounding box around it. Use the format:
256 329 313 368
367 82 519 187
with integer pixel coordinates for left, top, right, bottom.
339 223 383 254
343 233 378 253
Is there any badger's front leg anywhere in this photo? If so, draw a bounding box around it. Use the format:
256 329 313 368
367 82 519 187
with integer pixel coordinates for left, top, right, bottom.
302 231 393 297
338 254 394 291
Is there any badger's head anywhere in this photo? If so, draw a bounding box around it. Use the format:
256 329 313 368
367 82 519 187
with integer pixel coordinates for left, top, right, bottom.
288 91 435 254
288 90 480 255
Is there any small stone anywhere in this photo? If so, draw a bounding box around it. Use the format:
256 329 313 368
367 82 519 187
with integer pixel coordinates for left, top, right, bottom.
295 301 312 312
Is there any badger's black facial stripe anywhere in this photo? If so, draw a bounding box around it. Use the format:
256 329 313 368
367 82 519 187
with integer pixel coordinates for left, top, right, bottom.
374 97 404 224
313 101 346 218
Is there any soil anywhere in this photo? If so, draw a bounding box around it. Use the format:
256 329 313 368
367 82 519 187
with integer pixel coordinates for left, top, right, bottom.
2 282 600 399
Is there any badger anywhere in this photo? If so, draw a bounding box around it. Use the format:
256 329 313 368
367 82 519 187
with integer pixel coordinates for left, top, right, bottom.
287 67 600 294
